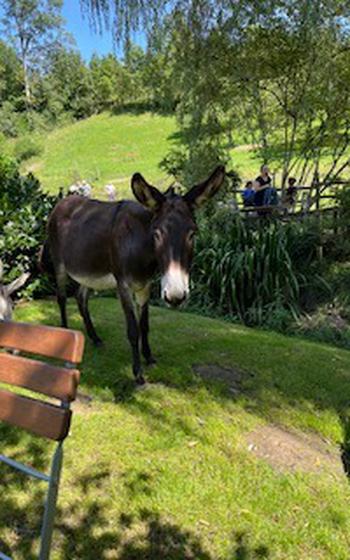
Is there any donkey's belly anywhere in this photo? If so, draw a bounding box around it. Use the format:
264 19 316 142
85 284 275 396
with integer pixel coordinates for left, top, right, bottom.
69 272 117 291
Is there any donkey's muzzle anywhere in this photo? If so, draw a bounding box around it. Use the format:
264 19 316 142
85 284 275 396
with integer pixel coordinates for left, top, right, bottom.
164 292 187 308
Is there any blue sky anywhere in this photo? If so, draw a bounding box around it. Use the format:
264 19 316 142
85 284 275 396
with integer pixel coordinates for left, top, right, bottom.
62 1 115 60
62 1 145 60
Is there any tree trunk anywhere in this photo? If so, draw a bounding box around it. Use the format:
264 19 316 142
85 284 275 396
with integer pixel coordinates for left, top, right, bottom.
23 55 31 108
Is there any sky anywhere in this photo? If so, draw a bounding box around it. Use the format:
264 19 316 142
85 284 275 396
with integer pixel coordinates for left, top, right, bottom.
62 1 115 60
62 1 145 61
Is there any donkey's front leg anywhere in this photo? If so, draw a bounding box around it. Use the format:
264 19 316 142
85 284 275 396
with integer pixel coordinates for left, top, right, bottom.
134 283 156 366
140 303 156 366
118 283 144 384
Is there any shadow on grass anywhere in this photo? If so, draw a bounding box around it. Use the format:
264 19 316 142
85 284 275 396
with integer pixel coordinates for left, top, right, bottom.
0 462 269 559
13 296 350 476
110 102 176 118
3 297 348 557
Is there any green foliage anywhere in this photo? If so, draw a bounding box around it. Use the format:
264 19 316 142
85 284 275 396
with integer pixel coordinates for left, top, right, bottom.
0 0 66 107
190 212 320 326
14 135 42 161
0 101 22 137
82 0 350 188
21 112 176 195
0 154 57 297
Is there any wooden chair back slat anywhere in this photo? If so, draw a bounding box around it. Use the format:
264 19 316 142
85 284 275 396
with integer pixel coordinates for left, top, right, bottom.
0 389 72 441
0 322 84 363
0 353 80 402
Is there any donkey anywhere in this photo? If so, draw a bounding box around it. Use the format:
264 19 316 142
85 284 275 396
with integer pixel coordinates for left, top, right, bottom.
0 260 30 321
41 166 225 383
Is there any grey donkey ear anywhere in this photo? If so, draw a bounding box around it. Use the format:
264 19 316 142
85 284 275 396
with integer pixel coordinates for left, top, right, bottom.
131 173 165 210
183 166 226 209
0 260 3 282
6 272 30 296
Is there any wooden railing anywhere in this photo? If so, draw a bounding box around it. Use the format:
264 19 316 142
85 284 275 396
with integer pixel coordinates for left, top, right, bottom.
228 179 349 218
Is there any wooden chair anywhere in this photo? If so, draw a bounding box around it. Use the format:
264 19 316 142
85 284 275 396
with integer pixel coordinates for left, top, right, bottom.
0 321 85 560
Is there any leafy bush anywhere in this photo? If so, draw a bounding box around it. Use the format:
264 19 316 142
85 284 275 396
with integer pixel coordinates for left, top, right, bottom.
0 155 58 298
189 210 321 327
14 135 43 162
293 298 350 350
0 101 21 137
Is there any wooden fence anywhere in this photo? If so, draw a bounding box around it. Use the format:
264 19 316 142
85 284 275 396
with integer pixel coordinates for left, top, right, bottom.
229 179 349 225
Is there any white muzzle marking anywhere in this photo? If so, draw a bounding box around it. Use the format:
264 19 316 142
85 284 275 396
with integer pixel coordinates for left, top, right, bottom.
161 261 189 306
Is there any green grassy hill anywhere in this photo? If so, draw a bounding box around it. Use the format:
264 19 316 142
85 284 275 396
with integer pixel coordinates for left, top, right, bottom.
22 112 177 197
17 111 349 199
2 297 350 559
20 112 262 197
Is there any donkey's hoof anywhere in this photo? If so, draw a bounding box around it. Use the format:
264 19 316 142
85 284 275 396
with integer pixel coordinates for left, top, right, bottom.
145 355 157 367
136 374 146 386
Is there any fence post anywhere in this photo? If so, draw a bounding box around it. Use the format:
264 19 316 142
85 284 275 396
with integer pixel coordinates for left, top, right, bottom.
314 173 323 261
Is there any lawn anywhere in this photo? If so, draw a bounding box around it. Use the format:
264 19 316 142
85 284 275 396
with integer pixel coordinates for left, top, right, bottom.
21 112 177 197
1 297 350 559
18 112 265 198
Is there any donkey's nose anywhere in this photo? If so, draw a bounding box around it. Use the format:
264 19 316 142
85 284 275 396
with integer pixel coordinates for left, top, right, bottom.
164 292 187 308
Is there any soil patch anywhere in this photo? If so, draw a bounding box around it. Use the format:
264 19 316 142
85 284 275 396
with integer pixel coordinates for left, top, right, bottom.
72 391 94 414
246 425 344 476
193 364 248 396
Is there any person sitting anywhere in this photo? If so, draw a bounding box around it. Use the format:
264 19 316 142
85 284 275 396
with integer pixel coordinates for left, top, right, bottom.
284 177 298 211
254 165 278 210
242 181 255 207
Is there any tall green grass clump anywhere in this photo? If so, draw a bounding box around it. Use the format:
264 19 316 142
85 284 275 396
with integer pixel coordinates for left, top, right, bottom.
190 210 320 328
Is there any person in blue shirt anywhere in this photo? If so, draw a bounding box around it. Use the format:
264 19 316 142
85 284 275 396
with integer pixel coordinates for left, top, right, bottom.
242 180 255 207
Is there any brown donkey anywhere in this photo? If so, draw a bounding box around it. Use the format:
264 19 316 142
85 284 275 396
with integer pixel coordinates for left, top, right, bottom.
41 166 225 383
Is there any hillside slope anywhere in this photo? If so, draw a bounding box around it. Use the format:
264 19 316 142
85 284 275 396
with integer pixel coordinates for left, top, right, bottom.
23 112 177 197
2 297 350 559
21 112 264 198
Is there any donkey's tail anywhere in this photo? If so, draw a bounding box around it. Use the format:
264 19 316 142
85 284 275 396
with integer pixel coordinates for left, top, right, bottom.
38 239 54 276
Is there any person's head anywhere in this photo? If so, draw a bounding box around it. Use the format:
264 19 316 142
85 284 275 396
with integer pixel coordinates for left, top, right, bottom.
245 181 253 190
288 177 296 186
260 164 270 176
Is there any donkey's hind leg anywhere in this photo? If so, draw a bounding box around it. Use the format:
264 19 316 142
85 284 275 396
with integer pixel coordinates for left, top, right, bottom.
76 285 103 346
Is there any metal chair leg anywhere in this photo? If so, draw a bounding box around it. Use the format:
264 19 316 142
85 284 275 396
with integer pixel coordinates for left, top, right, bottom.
39 442 63 560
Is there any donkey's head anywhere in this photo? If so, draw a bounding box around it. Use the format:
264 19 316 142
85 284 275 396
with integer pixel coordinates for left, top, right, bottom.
0 260 30 321
132 166 225 307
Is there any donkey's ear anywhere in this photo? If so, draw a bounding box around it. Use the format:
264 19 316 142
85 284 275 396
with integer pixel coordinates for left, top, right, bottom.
131 173 165 210
184 166 226 209
6 272 30 296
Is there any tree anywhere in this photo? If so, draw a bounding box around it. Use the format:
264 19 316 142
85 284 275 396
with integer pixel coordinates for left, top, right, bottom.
0 40 23 104
42 47 95 120
0 0 65 110
80 1 350 189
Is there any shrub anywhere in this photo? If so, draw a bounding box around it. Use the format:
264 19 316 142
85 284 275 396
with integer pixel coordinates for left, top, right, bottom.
14 135 43 162
0 155 58 298
189 210 321 327
0 101 21 137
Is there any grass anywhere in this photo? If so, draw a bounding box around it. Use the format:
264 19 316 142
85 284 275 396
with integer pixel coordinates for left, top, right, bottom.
1 297 350 559
16 112 273 198
17 111 349 202
21 112 177 197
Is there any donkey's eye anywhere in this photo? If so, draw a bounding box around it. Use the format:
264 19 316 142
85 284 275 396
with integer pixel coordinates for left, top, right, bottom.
153 229 163 244
187 230 195 243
